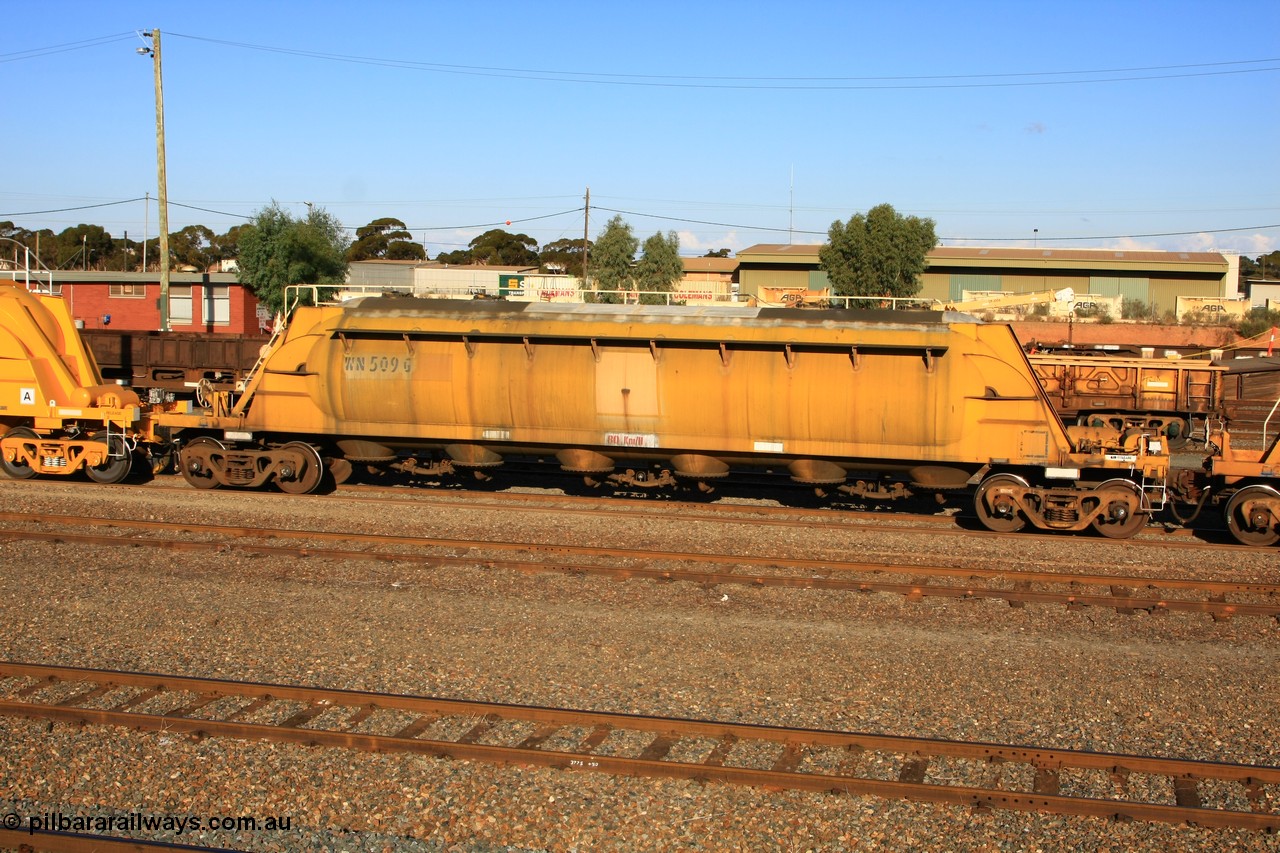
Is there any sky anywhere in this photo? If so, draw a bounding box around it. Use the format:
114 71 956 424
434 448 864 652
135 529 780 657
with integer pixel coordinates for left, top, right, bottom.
3 1 1278 261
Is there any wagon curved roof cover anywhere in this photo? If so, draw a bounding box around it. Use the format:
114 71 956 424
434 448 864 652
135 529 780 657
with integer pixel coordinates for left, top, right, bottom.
335 296 969 328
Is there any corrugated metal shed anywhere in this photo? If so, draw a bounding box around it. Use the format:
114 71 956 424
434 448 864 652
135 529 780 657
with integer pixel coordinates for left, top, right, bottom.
735 244 1234 314
345 260 419 289
930 246 1226 273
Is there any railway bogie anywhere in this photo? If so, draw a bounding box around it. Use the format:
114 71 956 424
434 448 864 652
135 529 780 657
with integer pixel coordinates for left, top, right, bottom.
1175 425 1280 546
176 436 328 494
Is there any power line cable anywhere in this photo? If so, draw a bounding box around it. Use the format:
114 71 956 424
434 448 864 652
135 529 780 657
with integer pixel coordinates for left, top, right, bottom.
167 200 253 220
0 198 146 217
163 31 1280 90
4 197 1275 246
0 32 135 63
410 207 583 232
593 206 1280 242
8 30 1276 88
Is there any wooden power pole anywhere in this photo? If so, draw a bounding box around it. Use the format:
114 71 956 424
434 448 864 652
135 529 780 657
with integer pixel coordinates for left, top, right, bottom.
582 186 590 286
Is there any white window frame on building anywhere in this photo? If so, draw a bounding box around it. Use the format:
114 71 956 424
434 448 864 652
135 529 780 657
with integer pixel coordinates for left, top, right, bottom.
207 285 231 326
169 285 193 325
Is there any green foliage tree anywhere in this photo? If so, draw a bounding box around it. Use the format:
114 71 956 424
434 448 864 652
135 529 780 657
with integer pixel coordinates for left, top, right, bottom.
346 217 425 262
384 240 426 261
1121 297 1157 321
819 203 937 300
170 224 218 270
539 237 591 278
0 222 59 270
0 222 31 259
635 230 683 304
236 202 348 316
1239 251 1280 287
434 247 468 265
110 233 139 272
1236 307 1280 340
703 248 731 258
218 224 249 264
588 215 638 303
436 229 538 267
55 224 115 270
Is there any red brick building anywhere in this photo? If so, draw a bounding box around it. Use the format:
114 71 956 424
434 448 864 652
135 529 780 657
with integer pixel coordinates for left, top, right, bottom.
5 271 264 334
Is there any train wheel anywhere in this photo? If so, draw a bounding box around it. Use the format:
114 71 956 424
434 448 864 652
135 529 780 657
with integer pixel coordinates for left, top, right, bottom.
85 432 132 485
0 427 39 479
276 442 324 495
1225 486 1280 547
181 437 225 490
973 474 1029 533
1090 479 1148 539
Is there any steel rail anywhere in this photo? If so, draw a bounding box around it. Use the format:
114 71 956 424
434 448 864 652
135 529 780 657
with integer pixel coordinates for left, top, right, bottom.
10 473 1239 548
0 513 1274 620
0 510 1260 592
1 663 1276 831
0 829 236 852
331 482 1207 540
119 478 1226 547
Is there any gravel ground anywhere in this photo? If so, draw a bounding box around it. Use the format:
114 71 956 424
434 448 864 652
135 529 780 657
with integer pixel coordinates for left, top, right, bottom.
0 477 1276 852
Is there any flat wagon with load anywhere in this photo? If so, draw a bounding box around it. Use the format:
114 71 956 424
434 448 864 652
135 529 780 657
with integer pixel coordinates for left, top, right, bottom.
80 328 268 399
1027 352 1225 449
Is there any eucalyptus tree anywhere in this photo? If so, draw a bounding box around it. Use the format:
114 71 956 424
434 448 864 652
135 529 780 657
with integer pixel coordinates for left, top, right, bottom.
236 202 348 315
635 230 682 304
820 203 937 300
587 215 638 303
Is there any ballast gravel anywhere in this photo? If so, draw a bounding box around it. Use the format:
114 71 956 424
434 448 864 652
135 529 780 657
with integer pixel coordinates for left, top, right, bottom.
0 477 1276 852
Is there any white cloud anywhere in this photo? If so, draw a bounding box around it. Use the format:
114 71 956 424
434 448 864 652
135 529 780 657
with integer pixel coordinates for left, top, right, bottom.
676 229 743 254
1095 232 1278 255
1206 232 1278 256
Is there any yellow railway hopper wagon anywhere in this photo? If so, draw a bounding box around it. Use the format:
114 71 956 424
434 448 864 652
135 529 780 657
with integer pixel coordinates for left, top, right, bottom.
162 298 1168 538
0 283 147 483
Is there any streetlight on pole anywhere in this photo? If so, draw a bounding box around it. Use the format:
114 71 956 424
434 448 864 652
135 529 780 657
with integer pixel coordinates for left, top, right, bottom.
138 29 170 331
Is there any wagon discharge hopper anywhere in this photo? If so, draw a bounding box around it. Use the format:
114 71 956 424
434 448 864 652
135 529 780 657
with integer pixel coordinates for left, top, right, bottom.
162 298 1168 538
0 283 146 483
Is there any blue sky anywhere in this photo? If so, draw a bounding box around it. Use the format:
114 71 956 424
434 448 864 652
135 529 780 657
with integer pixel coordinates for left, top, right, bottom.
4 1 1278 259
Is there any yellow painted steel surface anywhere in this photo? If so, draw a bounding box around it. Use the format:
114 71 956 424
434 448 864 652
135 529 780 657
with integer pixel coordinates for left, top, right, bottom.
212 299 1100 471
0 284 141 424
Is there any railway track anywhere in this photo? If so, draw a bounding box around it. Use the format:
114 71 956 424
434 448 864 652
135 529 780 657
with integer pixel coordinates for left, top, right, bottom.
1 662 1275 832
331 481 1242 548
0 510 1275 621
41 474 1259 552
0 829 228 852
